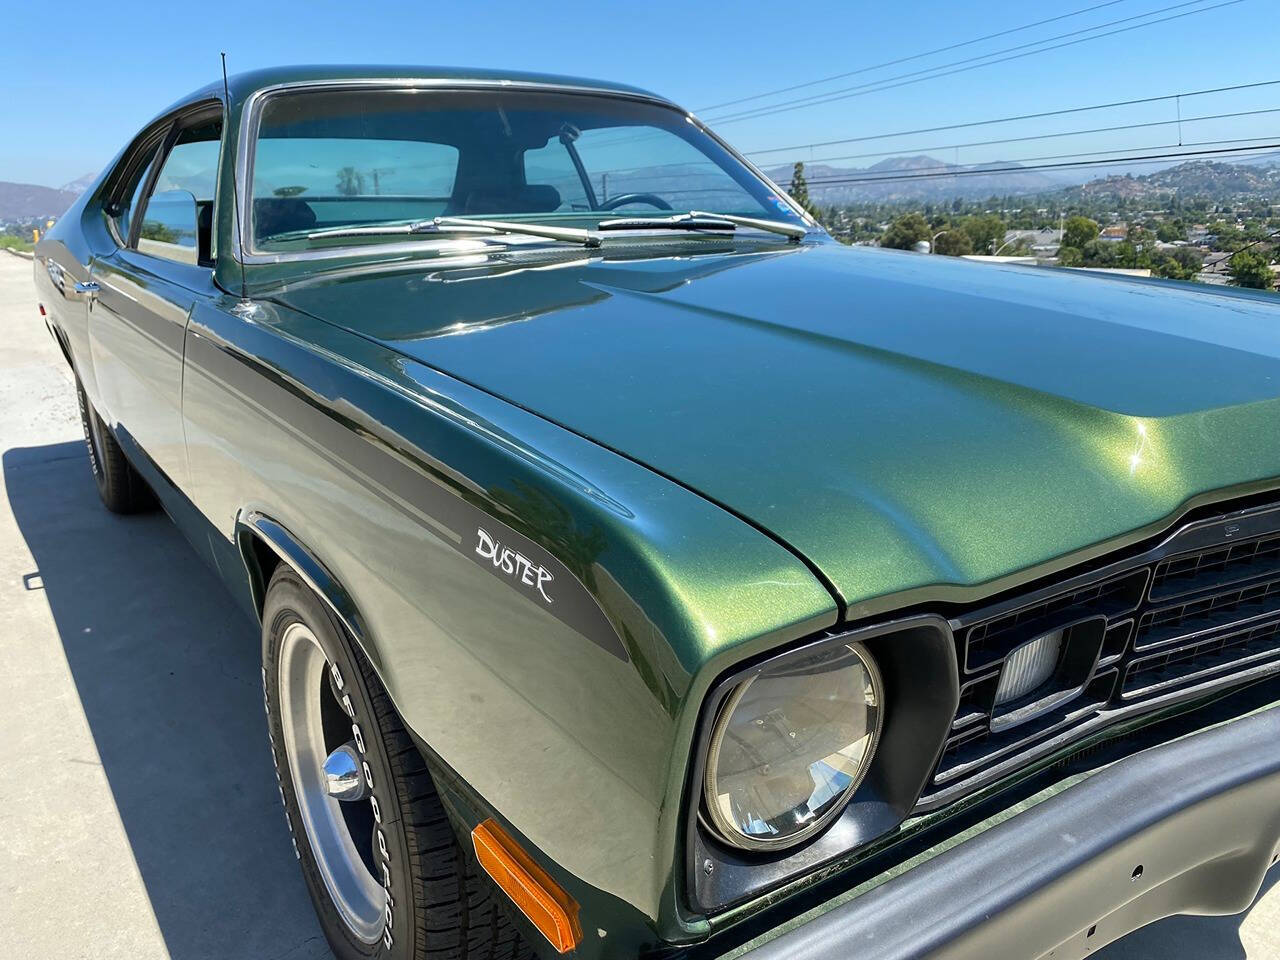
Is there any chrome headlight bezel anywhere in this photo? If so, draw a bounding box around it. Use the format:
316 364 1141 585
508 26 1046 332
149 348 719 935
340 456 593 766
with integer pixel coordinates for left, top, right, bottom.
701 641 885 852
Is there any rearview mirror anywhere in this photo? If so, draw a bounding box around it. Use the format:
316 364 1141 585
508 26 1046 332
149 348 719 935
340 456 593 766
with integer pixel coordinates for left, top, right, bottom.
137 189 199 265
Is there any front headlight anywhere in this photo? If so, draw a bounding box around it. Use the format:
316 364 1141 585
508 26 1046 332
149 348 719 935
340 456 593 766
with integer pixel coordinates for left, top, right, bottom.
702 642 883 851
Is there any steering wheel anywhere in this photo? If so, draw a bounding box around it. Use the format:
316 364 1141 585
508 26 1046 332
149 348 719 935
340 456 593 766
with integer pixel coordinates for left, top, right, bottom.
598 193 672 211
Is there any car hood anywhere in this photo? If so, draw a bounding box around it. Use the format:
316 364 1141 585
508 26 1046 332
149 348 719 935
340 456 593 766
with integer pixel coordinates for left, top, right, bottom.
273 242 1280 613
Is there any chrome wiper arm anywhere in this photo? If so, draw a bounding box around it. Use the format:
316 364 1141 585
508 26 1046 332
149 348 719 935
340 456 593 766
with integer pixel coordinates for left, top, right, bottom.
305 217 600 247
687 210 808 241
303 220 497 241
596 214 737 233
431 217 600 247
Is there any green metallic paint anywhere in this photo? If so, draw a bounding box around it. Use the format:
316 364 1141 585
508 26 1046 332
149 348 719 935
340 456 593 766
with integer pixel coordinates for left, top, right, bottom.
268 241 1280 621
175 292 835 950
31 66 1280 957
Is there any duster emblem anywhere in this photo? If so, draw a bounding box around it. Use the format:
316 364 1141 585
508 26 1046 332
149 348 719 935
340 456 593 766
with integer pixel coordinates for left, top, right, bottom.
475 528 555 605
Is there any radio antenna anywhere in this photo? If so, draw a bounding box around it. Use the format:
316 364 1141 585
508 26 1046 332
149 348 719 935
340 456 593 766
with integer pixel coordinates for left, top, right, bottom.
221 52 249 303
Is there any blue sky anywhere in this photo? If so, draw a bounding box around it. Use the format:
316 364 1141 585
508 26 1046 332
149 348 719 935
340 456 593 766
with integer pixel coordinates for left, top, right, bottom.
4 0 1277 188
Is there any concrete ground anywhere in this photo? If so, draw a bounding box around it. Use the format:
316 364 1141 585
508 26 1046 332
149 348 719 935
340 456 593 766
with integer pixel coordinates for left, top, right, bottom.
0 250 328 958
0 250 1274 958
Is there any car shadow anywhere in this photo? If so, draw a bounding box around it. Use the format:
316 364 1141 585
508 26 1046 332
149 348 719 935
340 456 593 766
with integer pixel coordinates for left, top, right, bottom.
4 441 329 960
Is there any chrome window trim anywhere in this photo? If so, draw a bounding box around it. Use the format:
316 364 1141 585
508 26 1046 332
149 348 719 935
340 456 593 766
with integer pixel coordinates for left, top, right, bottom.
118 100 225 263
232 78 817 266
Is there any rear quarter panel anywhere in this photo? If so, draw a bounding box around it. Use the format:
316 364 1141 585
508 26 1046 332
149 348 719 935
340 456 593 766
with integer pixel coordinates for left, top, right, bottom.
179 296 837 949
32 188 112 402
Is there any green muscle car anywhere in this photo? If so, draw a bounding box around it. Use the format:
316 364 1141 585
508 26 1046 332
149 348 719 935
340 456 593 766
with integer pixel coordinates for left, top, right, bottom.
33 65 1280 960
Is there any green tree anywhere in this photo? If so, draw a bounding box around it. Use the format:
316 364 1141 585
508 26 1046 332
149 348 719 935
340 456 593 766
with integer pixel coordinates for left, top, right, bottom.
933 228 974 257
1156 220 1186 242
138 220 178 243
1209 221 1244 252
962 214 1005 254
1226 249 1275 290
1153 246 1204 281
335 166 365 197
880 212 931 250
1057 246 1084 267
1062 216 1100 251
788 162 821 219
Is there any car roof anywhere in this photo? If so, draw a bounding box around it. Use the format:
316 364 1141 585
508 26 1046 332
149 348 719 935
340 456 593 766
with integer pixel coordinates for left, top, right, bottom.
166 64 670 117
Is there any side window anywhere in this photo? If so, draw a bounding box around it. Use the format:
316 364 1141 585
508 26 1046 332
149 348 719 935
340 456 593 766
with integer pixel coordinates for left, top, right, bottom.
113 144 160 244
135 118 222 265
523 140 591 211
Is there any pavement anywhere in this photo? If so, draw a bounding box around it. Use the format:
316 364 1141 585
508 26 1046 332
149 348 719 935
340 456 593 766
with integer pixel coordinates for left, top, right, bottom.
0 249 329 958
0 249 1275 959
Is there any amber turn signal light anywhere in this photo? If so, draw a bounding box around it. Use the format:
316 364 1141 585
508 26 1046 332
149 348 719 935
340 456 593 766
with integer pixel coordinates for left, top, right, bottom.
471 819 581 953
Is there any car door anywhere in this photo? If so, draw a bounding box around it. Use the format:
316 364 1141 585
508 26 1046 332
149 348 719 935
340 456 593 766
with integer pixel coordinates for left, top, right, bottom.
88 106 222 495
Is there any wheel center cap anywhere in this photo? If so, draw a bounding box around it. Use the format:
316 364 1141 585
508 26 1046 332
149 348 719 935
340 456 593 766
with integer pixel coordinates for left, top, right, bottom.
322 742 367 802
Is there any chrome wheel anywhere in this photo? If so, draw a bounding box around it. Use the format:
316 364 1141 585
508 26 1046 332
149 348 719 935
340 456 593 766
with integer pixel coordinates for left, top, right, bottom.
278 621 384 944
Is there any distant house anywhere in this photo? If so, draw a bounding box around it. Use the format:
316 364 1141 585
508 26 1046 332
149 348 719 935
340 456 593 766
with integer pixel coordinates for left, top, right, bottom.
1099 224 1128 241
1001 228 1061 256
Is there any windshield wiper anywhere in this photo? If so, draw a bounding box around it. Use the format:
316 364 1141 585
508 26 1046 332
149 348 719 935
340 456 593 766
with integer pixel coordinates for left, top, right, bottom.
689 211 809 241
302 211 805 247
597 214 737 233
305 217 600 247
597 211 807 242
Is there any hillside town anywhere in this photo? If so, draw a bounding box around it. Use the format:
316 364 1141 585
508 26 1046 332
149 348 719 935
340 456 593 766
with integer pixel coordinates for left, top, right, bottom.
788 157 1280 290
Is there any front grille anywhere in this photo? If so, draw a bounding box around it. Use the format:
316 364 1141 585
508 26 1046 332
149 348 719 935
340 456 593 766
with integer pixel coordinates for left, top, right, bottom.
920 501 1280 807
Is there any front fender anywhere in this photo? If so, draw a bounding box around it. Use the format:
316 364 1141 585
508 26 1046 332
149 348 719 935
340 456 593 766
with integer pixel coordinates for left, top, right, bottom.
182 297 838 953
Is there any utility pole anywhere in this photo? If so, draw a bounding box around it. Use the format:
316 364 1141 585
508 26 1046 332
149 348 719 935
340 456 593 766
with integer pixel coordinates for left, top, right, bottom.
370 167 396 196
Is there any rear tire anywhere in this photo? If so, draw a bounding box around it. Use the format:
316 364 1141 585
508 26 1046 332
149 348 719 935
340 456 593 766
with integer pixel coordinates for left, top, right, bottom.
260 565 531 960
75 378 153 514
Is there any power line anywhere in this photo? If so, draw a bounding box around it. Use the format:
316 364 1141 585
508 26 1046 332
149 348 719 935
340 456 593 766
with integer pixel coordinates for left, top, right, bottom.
694 0 1133 113
707 0 1232 123
608 100 1280 178
741 79 1280 157
587 138 1280 197
779 107 1280 170
557 110 1280 186
777 142 1280 187
790 136 1280 186
585 0 1245 156
1203 229 1280 269
706 0 1245 125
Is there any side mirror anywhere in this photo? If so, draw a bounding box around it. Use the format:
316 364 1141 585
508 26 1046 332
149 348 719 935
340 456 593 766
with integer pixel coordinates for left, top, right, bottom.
137 189 200 264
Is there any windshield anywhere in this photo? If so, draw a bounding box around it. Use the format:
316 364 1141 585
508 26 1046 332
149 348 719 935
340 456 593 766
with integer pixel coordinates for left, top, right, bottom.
248 86 806 252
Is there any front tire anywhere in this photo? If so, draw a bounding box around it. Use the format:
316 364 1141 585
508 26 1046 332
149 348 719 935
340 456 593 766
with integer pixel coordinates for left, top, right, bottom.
261 565 530 960
75 378 153 513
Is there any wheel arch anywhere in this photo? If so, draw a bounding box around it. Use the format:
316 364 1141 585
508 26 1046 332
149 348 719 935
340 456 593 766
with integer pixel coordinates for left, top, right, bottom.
234 507 506 892
235 509 375 664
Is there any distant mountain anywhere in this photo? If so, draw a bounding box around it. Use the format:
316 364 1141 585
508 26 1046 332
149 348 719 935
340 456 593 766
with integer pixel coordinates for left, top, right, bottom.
1060 160 1280 202
1237 150 1280 168
59 172 97 196
763 154 1065 204
0 181 79 220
